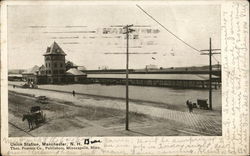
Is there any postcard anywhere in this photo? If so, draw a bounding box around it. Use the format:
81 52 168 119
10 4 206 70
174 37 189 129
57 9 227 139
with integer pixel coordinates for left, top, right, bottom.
1 0 249 155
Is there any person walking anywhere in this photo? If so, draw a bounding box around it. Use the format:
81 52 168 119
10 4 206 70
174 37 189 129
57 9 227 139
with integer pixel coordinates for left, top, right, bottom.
72 90 75 97
186 100 193 113
186 100 189 107
188 101 193 113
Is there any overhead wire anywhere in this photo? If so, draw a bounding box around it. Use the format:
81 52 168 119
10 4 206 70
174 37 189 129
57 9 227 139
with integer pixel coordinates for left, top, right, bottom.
212 55 219 63
136 4 222 65
136 4 201 53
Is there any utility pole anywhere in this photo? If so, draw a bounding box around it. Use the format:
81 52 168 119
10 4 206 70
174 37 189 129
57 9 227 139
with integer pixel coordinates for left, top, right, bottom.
200 38 221 110
123 25 135 130
209 38 212 110
104 25 157 130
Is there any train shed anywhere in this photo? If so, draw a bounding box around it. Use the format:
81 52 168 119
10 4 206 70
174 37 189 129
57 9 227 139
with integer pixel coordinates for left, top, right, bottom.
85 73 220 89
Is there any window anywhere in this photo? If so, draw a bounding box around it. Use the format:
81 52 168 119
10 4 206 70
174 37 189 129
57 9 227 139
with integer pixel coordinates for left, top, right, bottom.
45 56 51 60
60 63 63 68
54 63 57 68
46 63 47 67
53 70 58 74
48 70 51 74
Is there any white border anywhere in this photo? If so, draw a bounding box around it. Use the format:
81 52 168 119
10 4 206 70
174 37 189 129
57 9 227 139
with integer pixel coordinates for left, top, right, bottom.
1 1 249 155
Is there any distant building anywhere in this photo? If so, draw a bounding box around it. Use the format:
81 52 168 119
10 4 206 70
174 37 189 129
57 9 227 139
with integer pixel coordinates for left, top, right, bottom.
77 66 87 71
22 65 40 83
8 74 23 81
101 66 109 70
145 64 158 70
212 64 221 71
22 41 87 84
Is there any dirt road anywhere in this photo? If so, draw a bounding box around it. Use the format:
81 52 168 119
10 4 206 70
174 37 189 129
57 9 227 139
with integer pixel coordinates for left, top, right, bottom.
8 86 222 136
9 91 194 137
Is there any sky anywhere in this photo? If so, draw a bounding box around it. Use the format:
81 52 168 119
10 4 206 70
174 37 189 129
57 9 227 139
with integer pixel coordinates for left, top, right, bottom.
8 4 221 70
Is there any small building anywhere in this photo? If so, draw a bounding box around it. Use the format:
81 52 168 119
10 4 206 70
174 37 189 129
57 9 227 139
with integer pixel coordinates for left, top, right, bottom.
66 68 87 83
8 74 23 81
22 65 40 83
146 64 158 70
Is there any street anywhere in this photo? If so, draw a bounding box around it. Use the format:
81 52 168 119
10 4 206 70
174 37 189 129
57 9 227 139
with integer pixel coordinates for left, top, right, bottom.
9 85 222 136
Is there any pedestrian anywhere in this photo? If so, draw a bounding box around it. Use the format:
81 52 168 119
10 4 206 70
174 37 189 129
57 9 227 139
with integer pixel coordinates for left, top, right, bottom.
186 100 189 107
186 100 190 110
188 101 193 113
72 90 75 96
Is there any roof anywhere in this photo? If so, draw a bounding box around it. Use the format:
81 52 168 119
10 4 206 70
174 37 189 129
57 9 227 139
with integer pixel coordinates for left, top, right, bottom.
22 65 40 74
146 64 158 69
77 66 87 71
8 74 22 77
44 41 66 56
39 65 46 70
66 68 87 76
87 73 219 81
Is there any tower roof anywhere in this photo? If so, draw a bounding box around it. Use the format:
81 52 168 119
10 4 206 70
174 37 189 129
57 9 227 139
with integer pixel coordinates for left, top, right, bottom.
44 41 66 56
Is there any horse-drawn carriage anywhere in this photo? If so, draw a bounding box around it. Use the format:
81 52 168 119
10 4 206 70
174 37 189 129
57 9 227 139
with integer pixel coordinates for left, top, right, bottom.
36 96 48 104
21 83 30 88
197 99 209 109
30 106 45 122
186 99 209 111
22 106 46 130
21 83 38 89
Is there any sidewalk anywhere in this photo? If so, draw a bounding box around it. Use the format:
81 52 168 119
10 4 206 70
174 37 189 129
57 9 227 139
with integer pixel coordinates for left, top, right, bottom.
9 86 222 135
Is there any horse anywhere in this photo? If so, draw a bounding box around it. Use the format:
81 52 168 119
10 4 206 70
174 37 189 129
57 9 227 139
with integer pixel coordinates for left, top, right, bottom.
22 113 38 130
30 106 41 113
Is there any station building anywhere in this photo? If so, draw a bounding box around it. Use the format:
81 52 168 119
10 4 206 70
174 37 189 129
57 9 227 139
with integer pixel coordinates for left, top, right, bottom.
20 42 221 89
22 42 87 84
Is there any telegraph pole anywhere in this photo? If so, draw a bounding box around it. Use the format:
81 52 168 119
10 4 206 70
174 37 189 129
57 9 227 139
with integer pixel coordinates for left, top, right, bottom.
123 25 134 130
104 25 156 130
209 38 212 110
200 38 221 110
